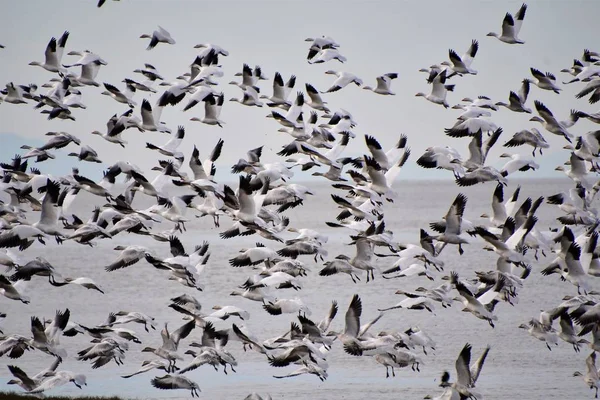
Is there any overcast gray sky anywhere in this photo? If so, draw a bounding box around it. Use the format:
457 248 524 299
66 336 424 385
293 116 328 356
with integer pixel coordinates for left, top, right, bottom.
1 0 599 181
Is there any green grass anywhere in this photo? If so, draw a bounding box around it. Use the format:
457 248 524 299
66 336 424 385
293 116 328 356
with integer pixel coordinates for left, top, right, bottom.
0 392 125 400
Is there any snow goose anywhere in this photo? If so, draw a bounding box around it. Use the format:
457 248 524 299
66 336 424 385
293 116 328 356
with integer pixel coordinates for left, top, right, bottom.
29 180 63 240
575 77 600 104
343 236 376 282
480 183 515 227
190 92 225 127
76 337 127 368
451 272 502 327
9 257 55 281
451 104 492 120
364 134 407 171
29 31 69 73
305 83 330 112
308 46 347 64
6 358 61 391
378 296 434 313
260 72 295 107
322 70 363 93
445 343 489 398
573 352 600 398
182 85 215 111
151 374 200 397
104 311 156 332
362 73 398 95
456 166 507 187
363 148 411 200
48 275 104 294
433 194 469 255
445 117 498 137
31 309 70 359
229 243 278 267
91 112 137 147
3 82 30 104
273 361 328 381
565 132 600 168
460 96 498 111
140 26 176 50
319 258 361 283
263 297 311 316
121 360 172 378
305 35 340 49
194 43 229 56
416 147 464 175
529 100 575 142
443 40 478 76
496 79 531 113
518 319 560 350
473 216 536 265
20 146 56 162
564 51 600 84
64 49 107 67
64 52 106 87
138 99 171 133
208 305 250 321
396 284 454 309
72 174 112 199
558 310 588 352
529 68 561 93
503 128 549 157
230 64 259 90
230 86 263 107
555 152 591 188
134 63 164 81
330 194 380 222
542 242 591 294
121 78 155 93
101 82 136 107
146 126 184 158
415 70 454 108
29 370 87 393
68 144 101 163
499 153 539 176
178 349 222 373
0 275 30 303
487 3 527 44
0 225 50 250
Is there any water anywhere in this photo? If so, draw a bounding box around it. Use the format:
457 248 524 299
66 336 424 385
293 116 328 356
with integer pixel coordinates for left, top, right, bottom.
1 178 596 400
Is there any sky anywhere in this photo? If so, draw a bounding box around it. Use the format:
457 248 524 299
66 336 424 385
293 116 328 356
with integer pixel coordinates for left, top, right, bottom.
1 0 599 182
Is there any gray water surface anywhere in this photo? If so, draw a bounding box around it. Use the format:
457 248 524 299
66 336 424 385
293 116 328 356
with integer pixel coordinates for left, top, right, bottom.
1 178 595 400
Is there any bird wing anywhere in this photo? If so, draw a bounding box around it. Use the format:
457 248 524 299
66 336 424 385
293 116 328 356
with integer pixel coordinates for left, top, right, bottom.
344 294 362 338
501 13 516 39
455 343 472 387
513 3 527 35
444 193 467 235
469 345 490 386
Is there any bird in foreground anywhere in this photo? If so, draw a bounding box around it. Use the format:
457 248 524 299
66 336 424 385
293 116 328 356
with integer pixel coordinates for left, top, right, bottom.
415 70 454 108
444 40 479 76
140 26 176 50
529 68 562 94
322 70 363 93
362 73 398 95
573 352 600 398
427 343 490 400
151 374 200 397
29 31 70 73
29 370 87 393
487 3 527 44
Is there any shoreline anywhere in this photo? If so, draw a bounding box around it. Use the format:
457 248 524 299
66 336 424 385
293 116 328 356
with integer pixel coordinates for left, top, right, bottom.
0 392 125 400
